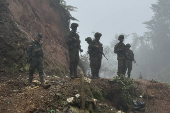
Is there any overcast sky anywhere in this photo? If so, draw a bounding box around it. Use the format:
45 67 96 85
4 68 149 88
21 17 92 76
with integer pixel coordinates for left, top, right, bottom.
65 0 157 52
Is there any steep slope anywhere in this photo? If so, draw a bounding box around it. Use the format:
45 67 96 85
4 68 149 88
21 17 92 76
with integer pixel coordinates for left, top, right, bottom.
0 0 70 74
0 0 28 73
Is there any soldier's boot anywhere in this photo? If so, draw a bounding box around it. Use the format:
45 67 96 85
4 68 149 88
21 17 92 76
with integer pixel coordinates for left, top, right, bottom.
29 74 33 86
70 70 74 79
40 75 51 89
128 74 130 78
128 70 131 78
40 75 44 85
117 72 121 77
91 70 96 79
70 65 74 79
74 68 79 78
96 70 100 79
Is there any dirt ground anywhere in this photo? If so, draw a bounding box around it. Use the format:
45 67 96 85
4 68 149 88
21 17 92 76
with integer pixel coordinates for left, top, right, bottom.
0 73 170 113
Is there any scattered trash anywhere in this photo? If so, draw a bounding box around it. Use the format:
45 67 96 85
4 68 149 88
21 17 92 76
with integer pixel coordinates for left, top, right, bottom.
84 77 91 83
50 109 55 113
54 76 60 78
133 100 146 111
75 94 80 98
117 110 124 113
67 97 74 103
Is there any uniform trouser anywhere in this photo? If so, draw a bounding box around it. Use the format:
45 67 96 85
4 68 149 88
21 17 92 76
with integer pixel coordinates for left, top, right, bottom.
90 57 101 77
69 49 79 77
125 60 132 78
117 59 126 76
29 58 44 84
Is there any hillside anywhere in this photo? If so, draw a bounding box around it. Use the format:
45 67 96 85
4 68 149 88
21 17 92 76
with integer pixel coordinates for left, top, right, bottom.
0 0 170 113
0 0 70 75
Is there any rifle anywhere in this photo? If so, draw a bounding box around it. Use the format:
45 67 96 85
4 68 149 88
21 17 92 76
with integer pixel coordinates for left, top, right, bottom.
133 60 138 66
96 45 108 60
102 52 108 60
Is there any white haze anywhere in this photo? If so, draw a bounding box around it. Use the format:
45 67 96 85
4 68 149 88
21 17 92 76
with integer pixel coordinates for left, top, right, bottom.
65 0 157 52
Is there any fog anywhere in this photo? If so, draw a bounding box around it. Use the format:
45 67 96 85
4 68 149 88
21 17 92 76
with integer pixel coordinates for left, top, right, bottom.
65 0 156 50
65 0 170 83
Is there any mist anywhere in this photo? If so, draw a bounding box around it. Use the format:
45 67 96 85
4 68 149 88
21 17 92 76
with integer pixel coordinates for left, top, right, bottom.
66 0 170 83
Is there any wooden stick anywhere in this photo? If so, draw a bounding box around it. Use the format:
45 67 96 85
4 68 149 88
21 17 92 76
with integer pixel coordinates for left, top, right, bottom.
80 71 85 109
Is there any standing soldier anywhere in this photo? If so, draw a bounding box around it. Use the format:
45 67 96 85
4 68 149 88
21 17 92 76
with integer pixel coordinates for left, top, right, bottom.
90 32 103 79
66 23 83 79
27 33 44 86
85 37 93 60
114 35 126 77
125 44 134 78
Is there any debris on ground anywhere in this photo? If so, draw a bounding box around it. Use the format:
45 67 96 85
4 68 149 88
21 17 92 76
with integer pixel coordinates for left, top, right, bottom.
0 73 170 113
133 100 146 111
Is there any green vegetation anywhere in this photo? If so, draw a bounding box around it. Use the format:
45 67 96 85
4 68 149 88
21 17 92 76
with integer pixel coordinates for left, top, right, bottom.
60 0 78 21
113 76 137 107
49 0 78 21
91 90 105 101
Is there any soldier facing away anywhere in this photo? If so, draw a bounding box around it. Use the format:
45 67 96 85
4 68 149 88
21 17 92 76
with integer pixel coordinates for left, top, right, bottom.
27 33 45 86
90 32 103 79
125 44 134 78
66 23 83 79
114 35 126 76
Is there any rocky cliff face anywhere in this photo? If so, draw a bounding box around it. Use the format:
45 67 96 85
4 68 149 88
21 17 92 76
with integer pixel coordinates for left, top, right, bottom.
0 0 70 75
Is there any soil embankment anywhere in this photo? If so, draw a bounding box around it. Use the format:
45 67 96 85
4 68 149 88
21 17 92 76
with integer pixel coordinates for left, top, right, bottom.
0 0 70 74
0 73 170 113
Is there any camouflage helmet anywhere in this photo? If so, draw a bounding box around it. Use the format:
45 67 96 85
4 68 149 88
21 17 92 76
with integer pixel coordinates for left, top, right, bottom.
85 37 92 42
118 35 124 40
126 43 131 47
95 32 102 37
36 33 43 39
71 23 79 28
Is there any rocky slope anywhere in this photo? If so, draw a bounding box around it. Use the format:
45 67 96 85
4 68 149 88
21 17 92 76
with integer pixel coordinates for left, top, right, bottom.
0 73 170 113
0 0 70 75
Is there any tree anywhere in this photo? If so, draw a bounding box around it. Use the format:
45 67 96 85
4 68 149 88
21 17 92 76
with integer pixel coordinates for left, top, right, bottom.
131 0 170 82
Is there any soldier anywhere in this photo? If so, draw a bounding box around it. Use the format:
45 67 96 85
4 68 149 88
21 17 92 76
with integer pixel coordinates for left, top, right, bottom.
85 37 93 60
66 23 83 79
27 33 44 86
125 44 134 78
114 35 126 77
90 32 103 79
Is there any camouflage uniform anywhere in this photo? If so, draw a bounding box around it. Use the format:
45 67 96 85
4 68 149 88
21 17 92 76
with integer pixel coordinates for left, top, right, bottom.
85 37 93 60
114 35 126 76
125 44 134 78
66 23 82 78
27 33 44 85
90 33 103 78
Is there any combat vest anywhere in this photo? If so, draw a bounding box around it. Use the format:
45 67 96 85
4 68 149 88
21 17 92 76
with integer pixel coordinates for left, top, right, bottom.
91 40 103 58
125 49 134 61
31 40 43 58
114 42 126 60
66 31 80 50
